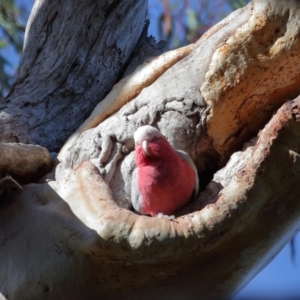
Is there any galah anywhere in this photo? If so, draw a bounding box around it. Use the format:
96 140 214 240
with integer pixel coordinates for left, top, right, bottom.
131 125 199 218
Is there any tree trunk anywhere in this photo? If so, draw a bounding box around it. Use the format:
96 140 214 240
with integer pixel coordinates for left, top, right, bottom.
1 0 300 299
1 0 166 151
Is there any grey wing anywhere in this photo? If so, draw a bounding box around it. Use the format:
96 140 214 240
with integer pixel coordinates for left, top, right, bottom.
131 167 143 214
176 150 199 198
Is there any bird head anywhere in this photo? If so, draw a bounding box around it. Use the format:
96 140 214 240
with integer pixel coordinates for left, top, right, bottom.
134 125 171 159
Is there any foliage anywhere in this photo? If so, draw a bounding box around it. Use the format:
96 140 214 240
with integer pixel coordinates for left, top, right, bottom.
0 0 28 98
149 0 250 49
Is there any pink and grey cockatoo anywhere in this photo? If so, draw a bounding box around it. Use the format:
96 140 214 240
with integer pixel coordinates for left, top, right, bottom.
131 125 199 218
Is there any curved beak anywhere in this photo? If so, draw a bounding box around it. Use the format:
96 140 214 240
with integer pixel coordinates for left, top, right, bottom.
142 140 151 156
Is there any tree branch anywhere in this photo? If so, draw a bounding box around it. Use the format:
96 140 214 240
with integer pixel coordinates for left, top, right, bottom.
0 0 166 151
1 0 300 299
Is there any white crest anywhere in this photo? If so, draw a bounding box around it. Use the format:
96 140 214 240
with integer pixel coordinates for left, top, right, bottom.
133 125 163 145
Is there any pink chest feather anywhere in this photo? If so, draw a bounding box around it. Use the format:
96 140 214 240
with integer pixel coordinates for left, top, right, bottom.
137 154 195 216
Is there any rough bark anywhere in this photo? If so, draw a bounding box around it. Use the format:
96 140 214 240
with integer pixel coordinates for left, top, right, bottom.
1 0 300 299
0 0 166 151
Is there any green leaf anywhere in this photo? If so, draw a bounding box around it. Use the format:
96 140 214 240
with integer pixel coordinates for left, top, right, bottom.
186 8 199 32
0 40 8 48
0 0 29 95
228 0 248 10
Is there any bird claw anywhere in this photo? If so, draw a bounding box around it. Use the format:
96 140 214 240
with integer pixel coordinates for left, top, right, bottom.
156 212 176 221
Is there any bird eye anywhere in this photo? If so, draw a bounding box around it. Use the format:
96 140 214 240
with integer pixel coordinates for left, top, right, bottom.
152 137 159 142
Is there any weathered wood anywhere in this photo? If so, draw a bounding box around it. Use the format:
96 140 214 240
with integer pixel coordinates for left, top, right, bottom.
0 176 22 192
0 142 52 184
1 0 300 299
0 0 166 151
201 0 300 162
2 97 300 299
58 44 195 159
58 0 300 207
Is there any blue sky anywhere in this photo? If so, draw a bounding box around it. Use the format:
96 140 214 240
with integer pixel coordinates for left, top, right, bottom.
2 0 300 299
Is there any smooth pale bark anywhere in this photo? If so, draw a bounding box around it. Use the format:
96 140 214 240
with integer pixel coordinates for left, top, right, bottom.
1 0 300 299
2 98 300 299
0 143 52 184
